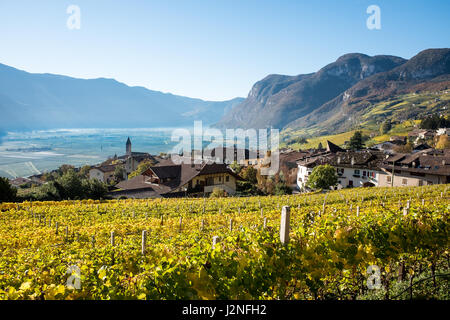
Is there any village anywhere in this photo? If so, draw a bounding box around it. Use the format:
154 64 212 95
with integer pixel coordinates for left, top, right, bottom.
7 125 450 201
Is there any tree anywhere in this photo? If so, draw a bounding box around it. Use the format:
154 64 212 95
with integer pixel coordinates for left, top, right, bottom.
242 166 257 184
306 165 338 190
394 142 413 153
420 115 450 130
57 169 83 199
78 165 91 179
128 159 156 179
275 182 292 195
58 164 75 175
114 165 126 182
0 177 17 202
436 135 450 149
229 161 242 175
348 131 364 150
380 119 392 134
82 179 108 199
235 181 265 196
209 187 226 198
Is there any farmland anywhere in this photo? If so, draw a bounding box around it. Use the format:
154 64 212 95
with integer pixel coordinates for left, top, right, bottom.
0 184 448 300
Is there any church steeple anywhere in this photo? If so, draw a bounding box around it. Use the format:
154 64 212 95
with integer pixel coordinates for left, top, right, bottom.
126 137 132 155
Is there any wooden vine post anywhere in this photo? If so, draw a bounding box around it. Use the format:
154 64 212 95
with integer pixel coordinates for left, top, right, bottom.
141 230 147 255
212 236 219 249
280 206 290 244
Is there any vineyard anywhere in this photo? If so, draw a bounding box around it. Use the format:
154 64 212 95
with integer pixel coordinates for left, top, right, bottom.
0 184 448 300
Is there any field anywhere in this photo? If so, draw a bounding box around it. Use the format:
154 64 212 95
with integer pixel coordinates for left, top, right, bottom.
0 185 449 300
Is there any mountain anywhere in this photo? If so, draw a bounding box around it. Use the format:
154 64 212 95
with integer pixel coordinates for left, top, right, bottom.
216 53 406 129
287 48 450 134
216 49 450 136
0 63 244 131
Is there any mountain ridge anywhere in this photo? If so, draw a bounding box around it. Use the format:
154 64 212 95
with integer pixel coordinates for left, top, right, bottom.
216 48 450 135
0 63 244 131
286 48 450 134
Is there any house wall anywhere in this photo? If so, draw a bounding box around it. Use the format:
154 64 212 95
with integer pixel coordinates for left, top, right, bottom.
297 165 313 190
190 173 237 194
89 169 105 182
297 165 383 190
377 170 443 187
335 167 381 189
89 169 115 183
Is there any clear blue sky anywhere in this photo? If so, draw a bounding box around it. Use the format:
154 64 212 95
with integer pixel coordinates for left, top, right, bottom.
0 0 449 101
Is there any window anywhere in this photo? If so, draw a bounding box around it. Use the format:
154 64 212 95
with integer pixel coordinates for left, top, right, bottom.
226 176 230 182
218 176 222 182
386 176 392 183
348 180 353 186
363 171 367 176
402 178 407 185
354 169 360 175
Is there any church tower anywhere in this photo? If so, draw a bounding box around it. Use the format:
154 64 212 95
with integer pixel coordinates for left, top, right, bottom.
126 137 132 155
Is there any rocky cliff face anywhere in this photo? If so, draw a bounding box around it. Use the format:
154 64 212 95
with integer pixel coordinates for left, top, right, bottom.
285 48 450 134
216 53 407 129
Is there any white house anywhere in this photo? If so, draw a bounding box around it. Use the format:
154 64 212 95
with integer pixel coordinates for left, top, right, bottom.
89 165 117 184
436 128 450 136
297 150 386 191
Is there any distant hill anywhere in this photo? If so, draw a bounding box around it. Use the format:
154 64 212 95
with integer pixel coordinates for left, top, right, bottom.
0 63 244 131
216 48 450 136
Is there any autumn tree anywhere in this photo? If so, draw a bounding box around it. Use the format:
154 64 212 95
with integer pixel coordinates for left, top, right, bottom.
242 166 257 184
128 159 156 179
436 135 450 149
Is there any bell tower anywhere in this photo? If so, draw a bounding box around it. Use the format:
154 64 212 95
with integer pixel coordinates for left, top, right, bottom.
126 137 132 155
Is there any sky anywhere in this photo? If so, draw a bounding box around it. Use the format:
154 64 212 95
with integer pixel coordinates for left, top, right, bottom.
0 0 449 101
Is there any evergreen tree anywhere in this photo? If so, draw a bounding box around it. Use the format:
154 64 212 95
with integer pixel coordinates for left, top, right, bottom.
380 119 392 134
0 177 17 202
349 131 364 150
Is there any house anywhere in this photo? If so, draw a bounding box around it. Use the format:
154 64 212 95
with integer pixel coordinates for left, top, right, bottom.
9 177 32 188
378 150 450 187
436 128 450 136
296 147 385 190
371 141 400 154
390 136 407 144
89 165 117 184
413 143 432 152
201 147 261 166
111 160 242 199
408 129 435 143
